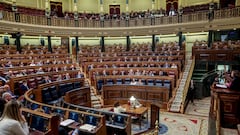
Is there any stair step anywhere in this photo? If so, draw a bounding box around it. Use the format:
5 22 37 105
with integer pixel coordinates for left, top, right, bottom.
91 96 99 100
92 100 101 105
92 104 101 109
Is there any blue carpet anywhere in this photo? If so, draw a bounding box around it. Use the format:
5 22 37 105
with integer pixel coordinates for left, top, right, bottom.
159 123 168 134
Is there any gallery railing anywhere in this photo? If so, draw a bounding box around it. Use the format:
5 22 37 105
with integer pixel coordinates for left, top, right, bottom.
1 7 240 28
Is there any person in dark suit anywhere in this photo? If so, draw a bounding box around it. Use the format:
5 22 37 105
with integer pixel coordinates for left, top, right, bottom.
188 79 195 104
226 70 240 91
42 76 52 84
19 80 29 95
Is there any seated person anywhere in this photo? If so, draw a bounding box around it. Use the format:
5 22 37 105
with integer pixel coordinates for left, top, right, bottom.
0 100 29 135
2 92 15 102
130 78 137 85
113 102 126 114
171 63 177 68
42 76 52 83
19 80 30 95
226 70 240 90
0 97 6 117
137 79 143 85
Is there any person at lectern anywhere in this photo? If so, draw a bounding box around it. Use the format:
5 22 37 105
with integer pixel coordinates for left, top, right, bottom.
113 102 126 114
225 70 240 91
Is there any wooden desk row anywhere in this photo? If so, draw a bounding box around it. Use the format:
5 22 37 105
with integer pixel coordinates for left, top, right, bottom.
9 70 81 93
79 55 185 63
79 50 184 57
90 67 178 85
0 53 70 59
95 75 175 91
210 84 240 131
21 108 58 135
64 87 91 107
192 49 240 61
1 63 76 74
0 44 67 50
34 78 85 103
102 85 170 109
62 100 132 135
83 60 182 74
24 90 106 135
0 57 72 67
24 88 131 135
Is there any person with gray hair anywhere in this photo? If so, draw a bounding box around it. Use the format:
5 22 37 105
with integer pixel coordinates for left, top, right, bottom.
2 92 15 102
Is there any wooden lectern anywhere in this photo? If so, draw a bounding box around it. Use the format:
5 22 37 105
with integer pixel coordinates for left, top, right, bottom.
150 102 161 128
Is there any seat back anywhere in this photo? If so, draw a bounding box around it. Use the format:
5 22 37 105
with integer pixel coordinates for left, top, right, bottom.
124 78 131 84
30 115 47 132
42 88 53 103
68 111 79 122
116 79 122 84
147 79 154 86
49 86 59 100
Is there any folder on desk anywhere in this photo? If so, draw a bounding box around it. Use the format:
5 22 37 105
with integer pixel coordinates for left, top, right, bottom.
79 124 96 131
216 84 227 88
60 119 75 126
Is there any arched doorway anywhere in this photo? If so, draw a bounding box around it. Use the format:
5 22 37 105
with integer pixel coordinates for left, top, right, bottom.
166 0 178 15
109 5 120 19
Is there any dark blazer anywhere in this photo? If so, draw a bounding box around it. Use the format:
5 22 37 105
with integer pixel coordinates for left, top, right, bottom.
230 77 240 91
19 84 29 95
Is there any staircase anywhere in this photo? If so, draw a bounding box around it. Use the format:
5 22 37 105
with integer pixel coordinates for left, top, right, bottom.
77 60 102 109
83 77 102 109
168 52 194 113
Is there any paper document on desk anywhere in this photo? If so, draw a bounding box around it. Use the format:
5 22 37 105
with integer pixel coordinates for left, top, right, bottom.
216 84 227 88
79 124 96 131
60 119 75 126
135 104 142 108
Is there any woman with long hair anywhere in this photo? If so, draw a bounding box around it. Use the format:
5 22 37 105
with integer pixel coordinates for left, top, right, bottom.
0 100 29 135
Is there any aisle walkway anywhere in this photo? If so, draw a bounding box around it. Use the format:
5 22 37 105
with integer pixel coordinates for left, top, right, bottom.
158 97 210 135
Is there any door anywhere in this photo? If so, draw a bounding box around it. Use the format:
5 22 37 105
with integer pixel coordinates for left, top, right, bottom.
166 0 178 15
109 5 120 19
220 0 235 8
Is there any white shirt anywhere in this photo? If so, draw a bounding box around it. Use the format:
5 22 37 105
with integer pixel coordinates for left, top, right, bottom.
0 118 29 135
114 106 126 114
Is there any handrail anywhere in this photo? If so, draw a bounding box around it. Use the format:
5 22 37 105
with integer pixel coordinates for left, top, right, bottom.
180 56 195 113
1 7 240 28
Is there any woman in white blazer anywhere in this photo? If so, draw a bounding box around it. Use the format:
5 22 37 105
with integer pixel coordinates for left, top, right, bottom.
0 100 29 135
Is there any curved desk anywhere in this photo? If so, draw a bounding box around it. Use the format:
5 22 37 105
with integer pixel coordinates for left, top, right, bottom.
102 84 169 109
209 83 240 134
